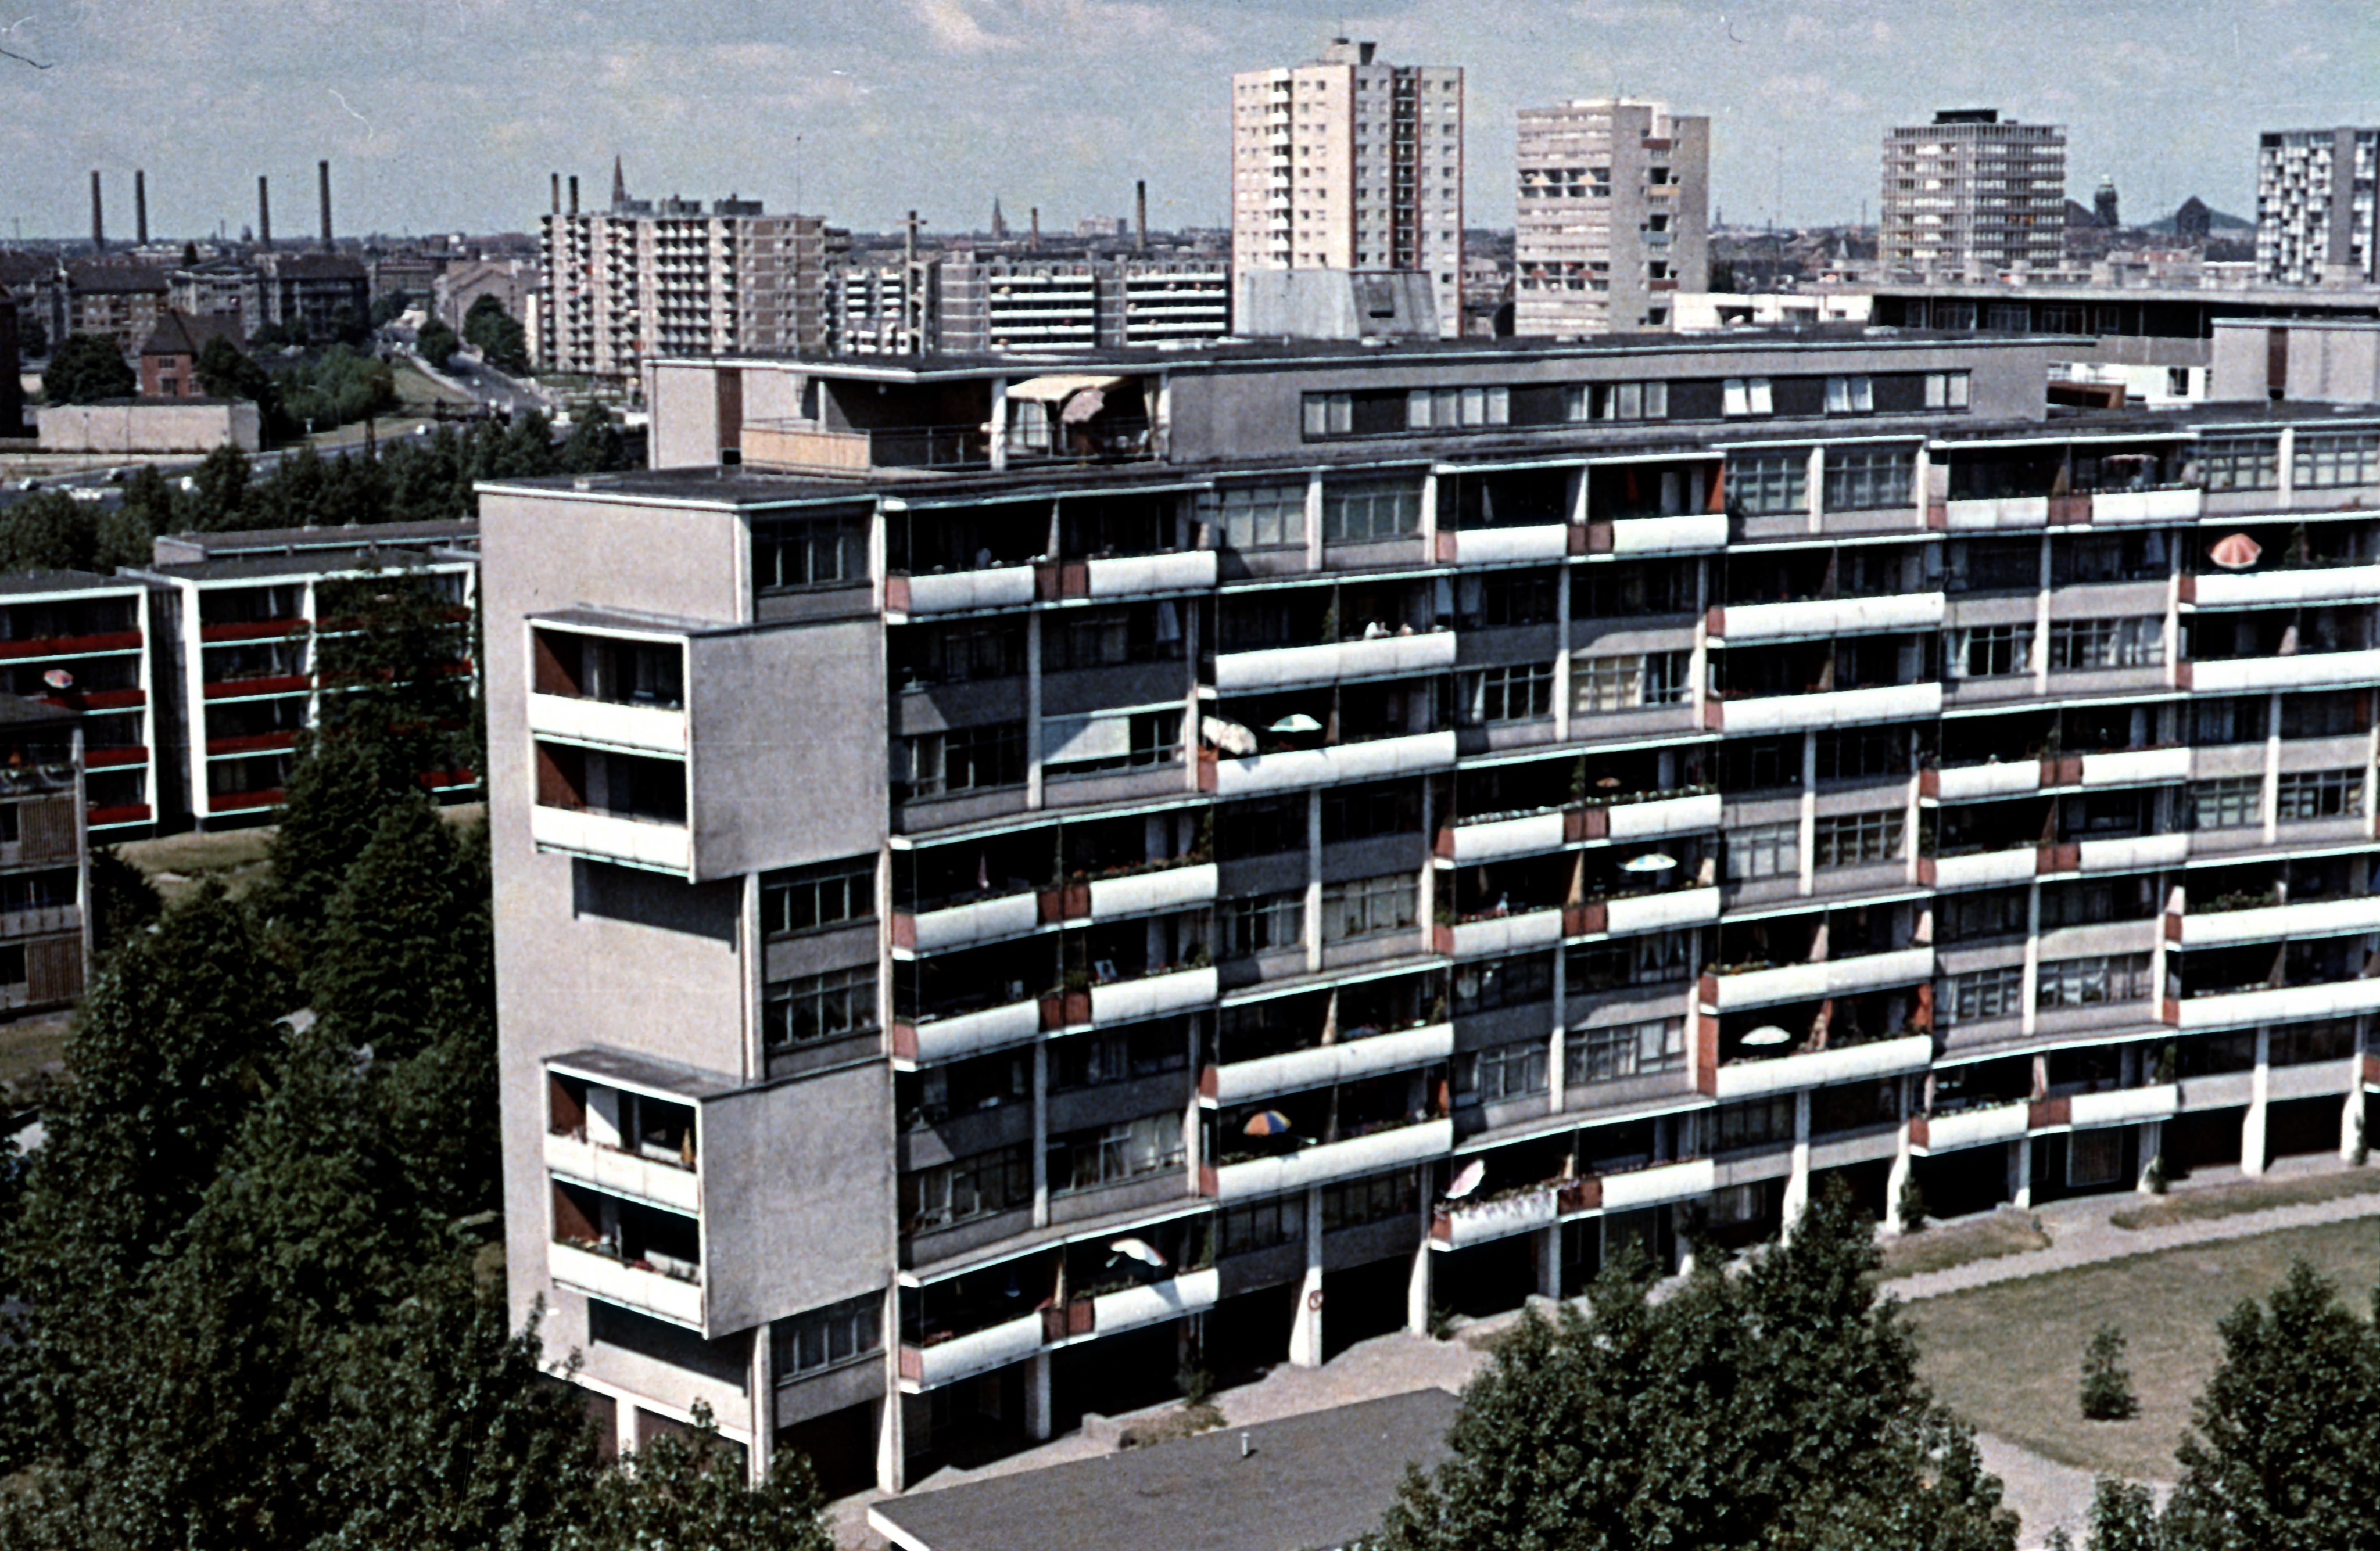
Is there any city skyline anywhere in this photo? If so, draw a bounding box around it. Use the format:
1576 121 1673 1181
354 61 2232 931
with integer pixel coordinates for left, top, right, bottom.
0 0 2370 243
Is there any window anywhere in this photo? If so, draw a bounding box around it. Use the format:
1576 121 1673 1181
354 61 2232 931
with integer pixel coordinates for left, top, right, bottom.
2191 776 2261 830
1824 375 1874 415
1322 873 1418 943
1206 483 1306 550
902 1143 1032 1229
1452 953 1554 1014
1041 708 1181 777
1218 1194 1304 1256
894 619 1026 687
1942 964 2024 1024
1940 886 2029 941
2067 1129 2125 1187
1321 1169 1417 1230
1924 371 1971 410
2036 953 2152 1010
1406 385 1510 430
1567 931 1697 994
1728 451 1808 515
1322 478 1422 543
1572 651 1691 715
2048 616 2162 672
772 1294 881 1381
1218 795 1305 860
1467 1039 1550 1102
1722 378 1774 417
1728 820 1798 882
2198 437 2279 493
755 512 869 590
2278 768 2363 821
763 857 874 936
1457 571 1559 629
901 1051 1027 1128
1813 809 1904 869
1302 393 1353 438
1321 780 1420 843
1816 727 1909 783
1952 623 2034 678
1823 447 1916 511
1050 1025 1185 1090
1222 891 1305 957
1562 381 1669 422
1048 1112 1184 1195
763 965 879 1049
1044 605 1185 671
1565 1017 1686 1085
2193 696 2267 746
2293 432 2380 489
1461 661 1555 724
1715 1095 1796 1150
895 723 1026 800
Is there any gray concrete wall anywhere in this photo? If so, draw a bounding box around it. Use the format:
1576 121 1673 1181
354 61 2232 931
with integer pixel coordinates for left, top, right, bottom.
705 1060 895 1333
38 399 260 453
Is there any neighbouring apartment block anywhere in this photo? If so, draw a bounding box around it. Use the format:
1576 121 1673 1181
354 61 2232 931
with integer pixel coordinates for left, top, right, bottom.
0 696 91 1019
826 254 1231 357
1880 109 2067 281
486 331 2380 1493
1514 99 1709 337
2256 127 2380 286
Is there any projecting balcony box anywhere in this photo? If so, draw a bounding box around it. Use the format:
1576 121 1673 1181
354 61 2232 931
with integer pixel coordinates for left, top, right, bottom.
2062 1083 2181 1129
2177 895 2380 947
1705 1033 1934 1102
1924 762 2046 802
898 891 1042 955
548 1241 705 1328
1206 729 1456 796
1908 1100 2030 1155
1921 845 2049 890
1207 1024 1455 1107
1086 965 1219 1028
2182 647 2380 695
2087 487 2203 525
2183 563 2380 609
1700 947 1934 1013
1087 861 1218 921
1436 525 1572 566
2176 977 2380 1031
1599 1155 1715 1211
1203 1118 1454 1201
1701 681 1941 735
888 564 1037 618
2077 833 2189 873
1213 630 1456 693
1440 907 1564 959
895 997 1044 1065
1596 885 1723 936
531 805 693 875
1708 593 1946 644
1081 549 1216 599
2080 747 2192 787
1432 1185 1561 1250
1044 1268 1223 1348
897 1312 1044 1393
1436 791 1719 866
1588 512 1729 555
1940 495 2049 532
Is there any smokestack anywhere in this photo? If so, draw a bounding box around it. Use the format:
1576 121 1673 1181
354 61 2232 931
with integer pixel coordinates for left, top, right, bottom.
1135 179 1148 252
568 175 579 216
135 171 148 246
257 175 272 250
551 172 561 215
1030 206 1040 250
318 160 333 248
89 171 103 252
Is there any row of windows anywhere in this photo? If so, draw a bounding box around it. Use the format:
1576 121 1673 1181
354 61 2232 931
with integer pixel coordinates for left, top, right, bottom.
1728 810 1906 880
1940 952 2154 1023
1950 617 2165 678
1300 373 1972 443
2192 769 2366 828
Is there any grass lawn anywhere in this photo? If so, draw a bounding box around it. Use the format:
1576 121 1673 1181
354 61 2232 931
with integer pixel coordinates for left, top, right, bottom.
2109 1169 2380 1230
0 1011 73 1097
1881 1209 2051 1280
114 825 278 904
1903 1218 2380 1482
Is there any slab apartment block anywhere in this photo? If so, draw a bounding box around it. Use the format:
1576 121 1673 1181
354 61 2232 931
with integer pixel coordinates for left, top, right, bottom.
484 332 2380 1494
1231 39 1464 337
2256 127 2379 286
1514 99 1708 337
1880 109 2067 281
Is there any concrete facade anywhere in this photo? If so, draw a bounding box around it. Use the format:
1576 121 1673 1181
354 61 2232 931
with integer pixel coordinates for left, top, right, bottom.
36 398 261 454
1515 100 1709 337
2257 127 2380 286
1880 110 2067 281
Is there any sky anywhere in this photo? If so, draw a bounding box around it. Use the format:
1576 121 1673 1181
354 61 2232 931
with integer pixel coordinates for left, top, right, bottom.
0 0 2372 243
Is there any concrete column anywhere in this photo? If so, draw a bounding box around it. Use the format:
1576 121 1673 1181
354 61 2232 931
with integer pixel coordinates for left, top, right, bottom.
1883 1121 1914 1237
1303 789 1324 974
1797 733 1818 897
1534 1223 1562 1301
1406 1243 1433 1335
2242 1026 2271 1177
1024 1350 1053 1441
875 1370 905 1493
1304 472 1325 569
1778 1088 1812 1237
1289 1184 1325 1367
2137 1119 2165 1193
1024 610 1045 808
1805 444 1825 533
1031 1042 1051 1225
2342 1071 2365 1162
988 378 1009 472
2011 1136 2032 1210
749 1333 775 1484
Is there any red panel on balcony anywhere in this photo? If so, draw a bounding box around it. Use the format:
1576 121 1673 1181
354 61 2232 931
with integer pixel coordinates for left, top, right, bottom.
86 803 152 827
199 619 309 643
205 731 299 756
0 630 144 660
203 676 310 700
209 789 284 812
84 745 148 768
41 688 145 712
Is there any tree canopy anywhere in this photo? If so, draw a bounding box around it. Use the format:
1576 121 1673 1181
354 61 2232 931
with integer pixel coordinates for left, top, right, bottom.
463 295 531 375
41 332 133 404
417 318 460 371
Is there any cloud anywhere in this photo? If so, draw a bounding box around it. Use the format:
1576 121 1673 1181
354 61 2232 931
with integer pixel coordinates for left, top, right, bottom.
913 0 1020 52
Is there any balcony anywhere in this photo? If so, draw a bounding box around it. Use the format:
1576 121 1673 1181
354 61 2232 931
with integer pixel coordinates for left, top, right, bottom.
1708 1032 1934 1101
2076 833 2189 872
1710 593 1946 643
2174 977 2380 1031
1941 495 2049 531
1207 730 1457 796
1924 846 2042 889
1599 1154 1715 1211
2176 895 2380 947
526 692 687 757
1430 1182 1570 1249
1083 1267 1221 1341
1702 681 1941 734
1089 861 1218 920
1211 631 1457 694
1442 907 1564 958
2183 563 2380 609
1926 761 2045 802
1701 947 1935 1013
2067 1083 2180 1128
887 565 1037 617
1603 886 1722 935
2087 487 2202 525
1607 513 1729 555
1209 1023 1455 1106
530 806 691 875
549 1240 704 1329
544 1131 701 1215
893 997 1042 1065
1909 1100 2029 1154
1438 525 1570 566
897 1312 1044 1392
1204 1117 1454 1201
1440 809 1565 865
2081 748 2191 787
1085 964 1219 1027
2183 647 2380 696
895 891 1041 955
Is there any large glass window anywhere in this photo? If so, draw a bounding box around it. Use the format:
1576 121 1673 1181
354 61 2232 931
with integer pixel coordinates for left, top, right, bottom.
1728 451 1808 515
1573 651 1691 715
2198 437 2279 492
1813 809 1904 869
1206 483 1306 550
1047 1112 1184 1195
763 857 874 936
772 1294 881 1381
1941 964 2024 1024
1321 873 1418 942
1465 1039 1550 1102
2278 768 2363 821
1952 623 2034 678
1727 820 1798 881
1321 479 1422 543
1461 661 1556 724
2294 432 2380 489
1565 1017 1686 1085
1823 447 1916 511
763 965 879 1049
755 512 869 590
2048 616 2162 671
2190 776 2261 830
2035 953 2152 1009
895 723 1027 799
901 1143 1032 1230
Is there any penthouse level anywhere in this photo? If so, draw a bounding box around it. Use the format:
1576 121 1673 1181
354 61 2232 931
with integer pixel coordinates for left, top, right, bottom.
483 329 2378 1496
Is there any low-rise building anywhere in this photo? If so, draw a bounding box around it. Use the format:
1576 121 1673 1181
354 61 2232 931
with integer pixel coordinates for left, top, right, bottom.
0 572 160 839
36 398 263 455
253 252 371 339
0 696 90 1021
138 310 243 398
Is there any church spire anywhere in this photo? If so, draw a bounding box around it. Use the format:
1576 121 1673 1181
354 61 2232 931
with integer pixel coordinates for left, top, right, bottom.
611 155 628 210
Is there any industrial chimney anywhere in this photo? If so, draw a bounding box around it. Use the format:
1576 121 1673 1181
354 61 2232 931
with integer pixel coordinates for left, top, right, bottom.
89 171 103 252
1030 206 1040 250
1135 179 1148 252
568 175 579 216
135 170 148 246
318 160 333 247
257 175 272 250
551 172 561 215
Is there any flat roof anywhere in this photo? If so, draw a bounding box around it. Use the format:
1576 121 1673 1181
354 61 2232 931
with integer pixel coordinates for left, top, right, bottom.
138 547 471 583
870 1388 1458 1551
545 1046 744 1101
155 518 478 559
0 569 145 598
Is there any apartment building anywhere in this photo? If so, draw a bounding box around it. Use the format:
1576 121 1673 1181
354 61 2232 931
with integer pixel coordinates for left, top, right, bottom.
539 177 827 385
1231 38 1464 337
2256 127 2379 286
1514 100 1709 336
0 696 90 1019
1880 109 2067 281
825 254 1231 357
0 572 160 839
488 331 2378 1496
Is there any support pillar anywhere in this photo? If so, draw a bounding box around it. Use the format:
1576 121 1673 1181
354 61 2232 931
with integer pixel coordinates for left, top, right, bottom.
2011 1136 2032 1210
2342 1074 2367 1162
876 1301 906 1493
2137 1119 2165 1193
1405 1243 1433 1336
1024 1350 1053 1441
2242 1028 2271 1178
1883 1124 1915 1237
1288 1186 1325 1367
1777 1090 1812 1239
1534 1223 1562 1301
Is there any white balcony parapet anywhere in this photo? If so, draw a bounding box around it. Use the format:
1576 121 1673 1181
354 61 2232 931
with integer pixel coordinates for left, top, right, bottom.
1706 947 1935 1012
1605 886 1722 935
2189 563 2380 609
906 999 1042 1064
2082 748 2192 786
532 806 692 875
1932 762 2043 801
1446 811 1565 864
1942 495 2049 530
1718 593 1947 642
897 566 1037 616
1600 1155 1715 1211
1085 550 1216 598
528 693 687 756
1211 1024 1454 1106
1089 863 1218 920
544 1132 702 1215
2078 834 2190 872
2090 487 2202 525
1610 513 1729 554
899 1313 1044 1392
1091 965 1218 1026
1213 731 1457 795
1209 1118 1454 1201
1213 631 1457 693
1088 1267 1221 1337
2179 895 2380 947
1913 1101 2030 1154
1447 909 1563 959
1446 525 1569 565
2189 648 2380 695
1711 1033 1935 1101
908 892 1041 954
2068 1083 2180 1128
1931 848 2038 889
2177 978 2380 1031
1609 792 1724 841
1709 681 1942 734
549 1241 705 1329
1432 1187 1559 1250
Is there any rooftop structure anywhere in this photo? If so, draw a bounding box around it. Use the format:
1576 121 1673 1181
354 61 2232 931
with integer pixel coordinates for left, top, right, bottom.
2257 127 2380 286
1880 109 2067 282
1515 99 1709 337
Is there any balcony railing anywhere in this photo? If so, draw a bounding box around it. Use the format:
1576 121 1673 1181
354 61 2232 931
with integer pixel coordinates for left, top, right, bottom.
1205 729 1456 796
1706 1032 1934 1101
1212 630 1456 694
1701 947 1935 1012
1702 681 1941 734
544 1130 702 1215
1206 1022 1455 1107
549 1239 703 1329
1203 1116 1453 1201
2174 895 2380 947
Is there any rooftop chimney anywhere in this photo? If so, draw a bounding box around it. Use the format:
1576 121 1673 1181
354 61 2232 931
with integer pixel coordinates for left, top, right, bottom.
551 172 561 215
89 171 103 252
1135 179 1148 253
318 160 333 247
1030 206 1040 249
135 170 148 246
257 175 272 250
568 175 579 216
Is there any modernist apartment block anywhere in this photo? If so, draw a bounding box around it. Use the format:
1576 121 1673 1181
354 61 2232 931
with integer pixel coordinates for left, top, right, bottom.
0 697 91 1018
1514 99 1709 338
2256 127 2380 286
0 572 161 838
1231 39 1465 337
825 255 1232 357
486 331 2380 1494
1880 109 2068 281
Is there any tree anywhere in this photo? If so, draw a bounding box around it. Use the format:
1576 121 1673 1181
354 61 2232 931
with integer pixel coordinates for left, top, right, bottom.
564 1405 835 1551
2087 1479 2160 1551
417 318 460 370
306 795 478 1062
2080 1324 2138 1421
195 335 275 412
311 567 481 788
0 491 96 572
368 289 412 330
16 311 48 360
463 295 530 375
560 400 629 474
185 441 253 531
87 845 161 957
40 331 132 404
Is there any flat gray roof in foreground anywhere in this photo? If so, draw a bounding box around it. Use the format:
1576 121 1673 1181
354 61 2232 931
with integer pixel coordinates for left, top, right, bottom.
870 1387 1459 1551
